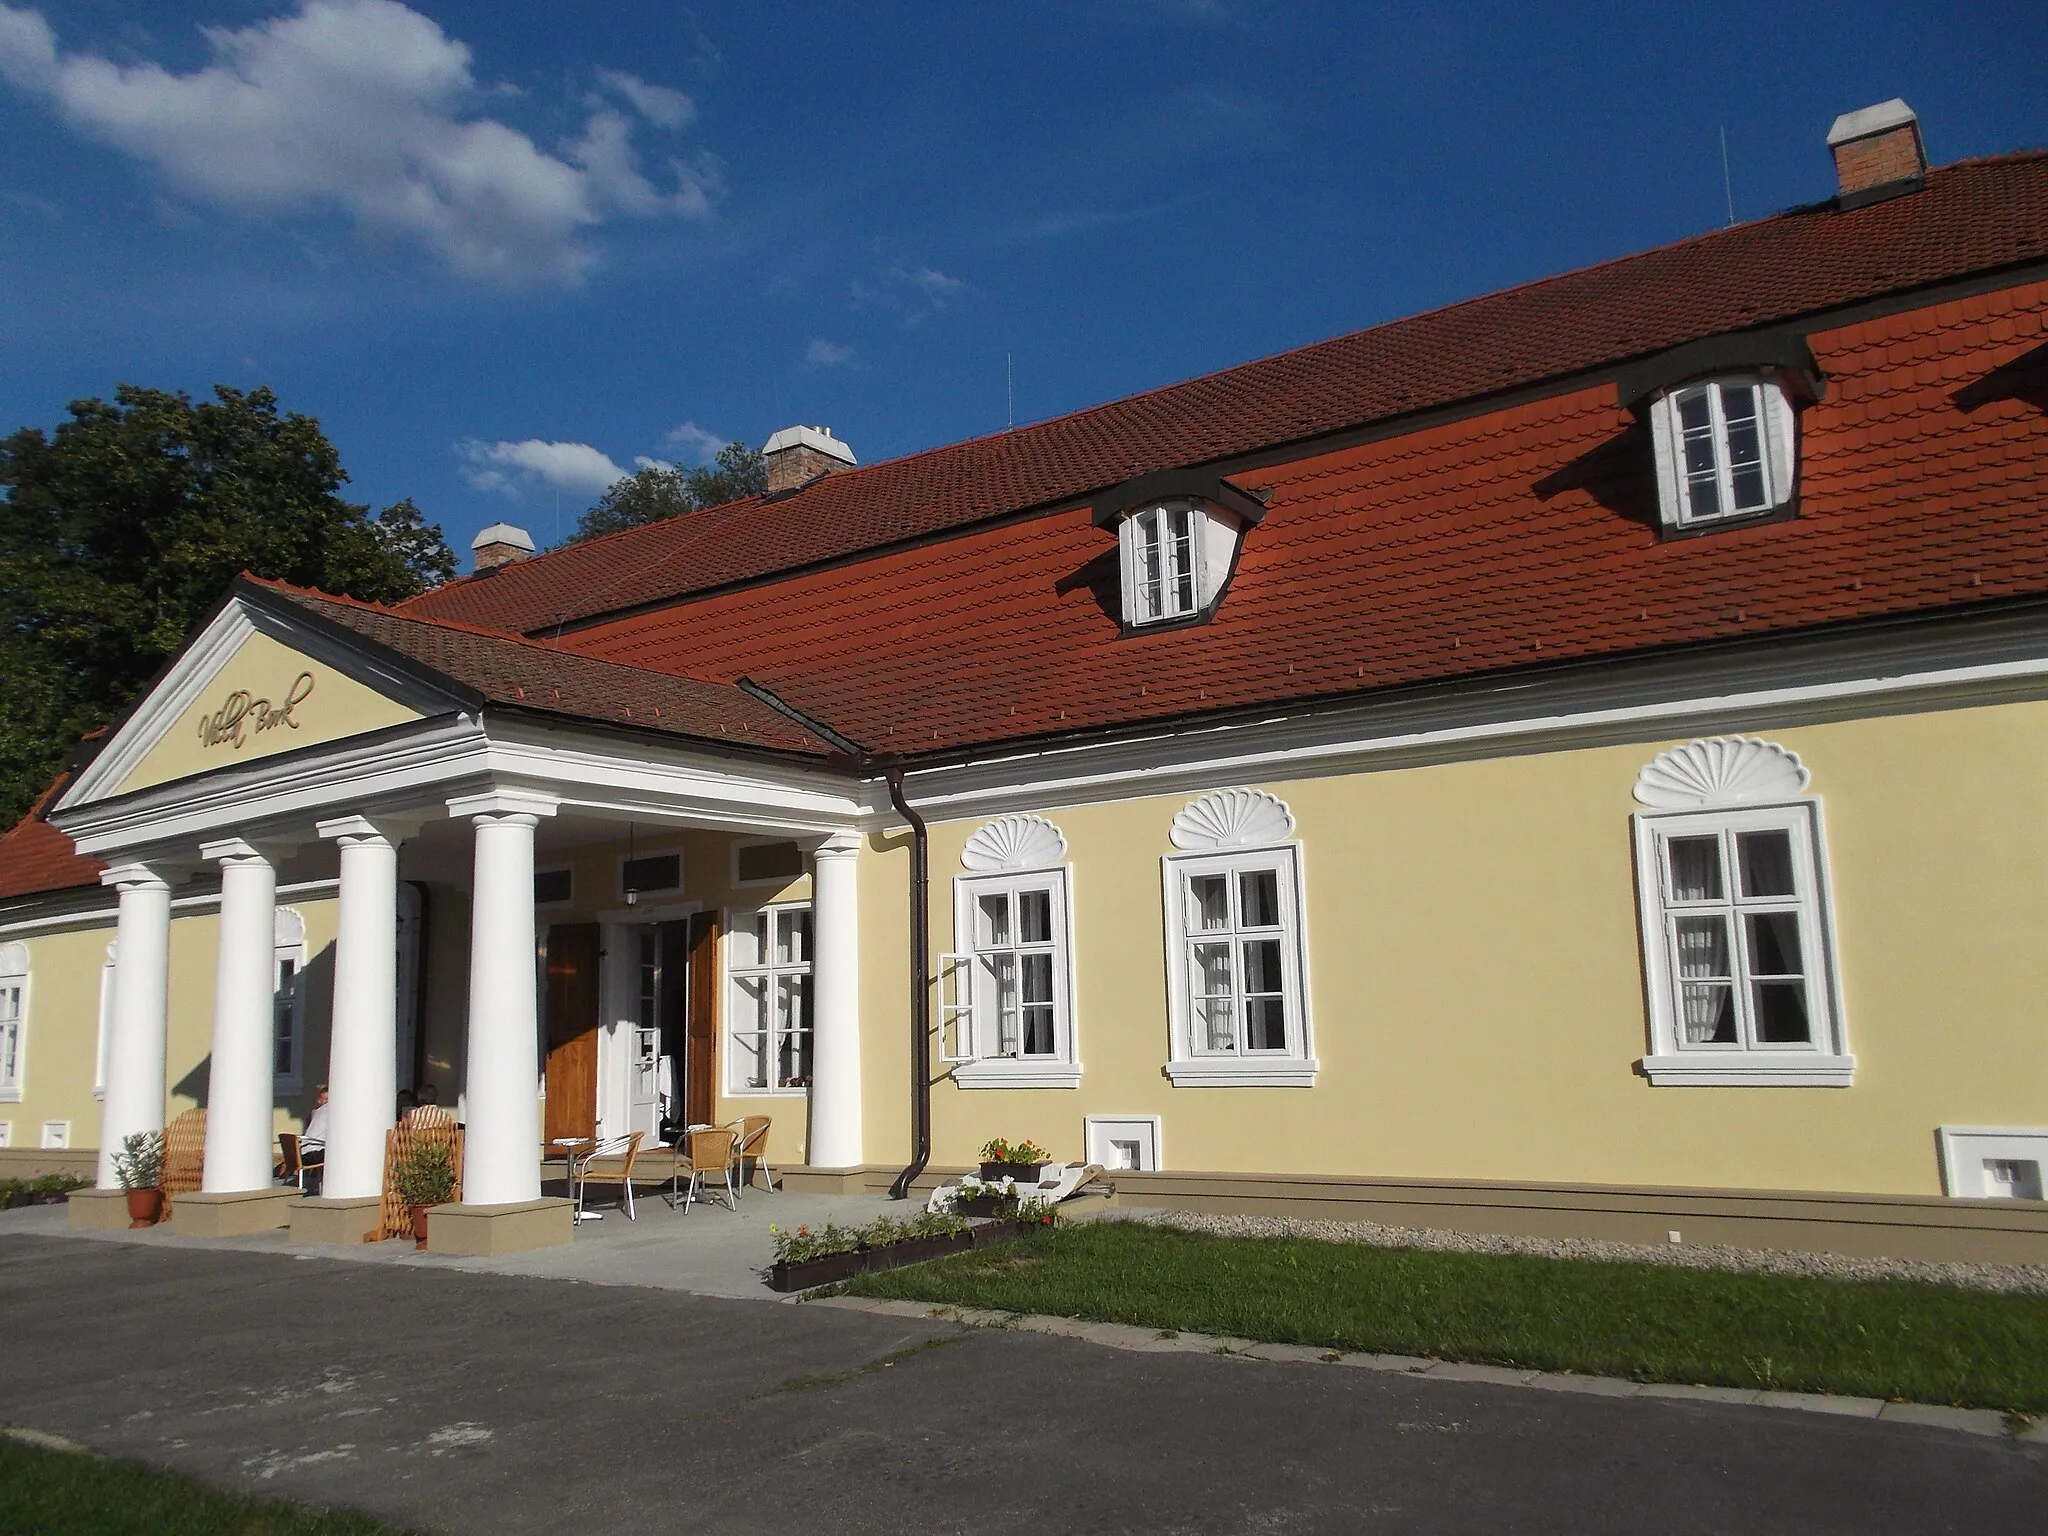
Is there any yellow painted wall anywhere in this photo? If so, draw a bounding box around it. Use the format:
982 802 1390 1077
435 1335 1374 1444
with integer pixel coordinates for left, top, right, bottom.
118 629 420 795
2 892 338 1160
900 697 2048 1199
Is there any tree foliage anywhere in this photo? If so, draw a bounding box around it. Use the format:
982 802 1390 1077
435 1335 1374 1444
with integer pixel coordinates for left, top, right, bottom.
0 383 456 829
568 440 766 543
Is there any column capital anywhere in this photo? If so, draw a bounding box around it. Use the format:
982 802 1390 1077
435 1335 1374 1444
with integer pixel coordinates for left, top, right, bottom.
811 829 862 859
446 789 559 821
198 836 286 866
99 862 171 893
317 813 427 847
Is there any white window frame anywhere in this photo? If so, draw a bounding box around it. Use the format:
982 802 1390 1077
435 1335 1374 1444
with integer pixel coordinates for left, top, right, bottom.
1648 374 1796 530
0 943 26 1103
1632 801 1852 1086
1161 844 1316 1087
942 866 1081 1089
273 908 306 1091
725 900 814 1097
1116 500 1242 628
731 837 807 890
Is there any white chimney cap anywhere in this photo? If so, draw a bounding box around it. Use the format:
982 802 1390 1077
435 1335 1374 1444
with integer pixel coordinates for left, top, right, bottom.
471 522 536 553
1828 98 1917 147
762 425 856 465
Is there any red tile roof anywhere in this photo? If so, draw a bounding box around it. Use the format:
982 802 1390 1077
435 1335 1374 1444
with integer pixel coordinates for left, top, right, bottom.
0 775 104 904
253 580 836 758
403 154 2048 638
557 279 2048 754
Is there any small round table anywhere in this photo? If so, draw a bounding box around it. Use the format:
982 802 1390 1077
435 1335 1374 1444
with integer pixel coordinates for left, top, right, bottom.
549 1137 598 1221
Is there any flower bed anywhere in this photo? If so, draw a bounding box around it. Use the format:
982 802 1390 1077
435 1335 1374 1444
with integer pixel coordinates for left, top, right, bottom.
0 1175 89 1210
768 1209 1051 1293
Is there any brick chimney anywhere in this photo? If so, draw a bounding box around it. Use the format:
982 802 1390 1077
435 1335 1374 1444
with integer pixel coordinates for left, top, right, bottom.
763 425 857 494
1827 99 1926 209
471 521 535 570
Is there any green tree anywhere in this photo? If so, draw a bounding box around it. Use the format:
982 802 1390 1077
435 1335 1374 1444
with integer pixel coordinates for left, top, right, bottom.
0 383 456 828
568 440 766 543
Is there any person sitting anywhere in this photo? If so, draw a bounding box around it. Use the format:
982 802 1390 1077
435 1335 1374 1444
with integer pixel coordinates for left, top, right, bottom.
299 1085 330 1193
396 1088 418 1118
417 1083 440 1107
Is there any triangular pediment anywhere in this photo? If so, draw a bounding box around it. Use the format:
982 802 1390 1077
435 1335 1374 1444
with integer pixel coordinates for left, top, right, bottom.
61 591 465 808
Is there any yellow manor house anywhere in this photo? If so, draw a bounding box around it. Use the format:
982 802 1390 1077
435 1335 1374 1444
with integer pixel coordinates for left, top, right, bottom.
4 102 2047 1259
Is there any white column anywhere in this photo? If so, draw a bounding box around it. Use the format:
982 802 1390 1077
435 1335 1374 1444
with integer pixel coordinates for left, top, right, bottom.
95 865 172 1189
316 816 410 1201
808 830 863 1168
199 839 279 1194
449 792 556 1206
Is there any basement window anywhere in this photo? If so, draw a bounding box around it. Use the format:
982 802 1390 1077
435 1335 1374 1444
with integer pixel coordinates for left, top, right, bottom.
1648 376 1796 530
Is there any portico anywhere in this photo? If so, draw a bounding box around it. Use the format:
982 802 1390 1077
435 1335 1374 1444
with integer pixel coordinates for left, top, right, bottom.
55 580 864 1250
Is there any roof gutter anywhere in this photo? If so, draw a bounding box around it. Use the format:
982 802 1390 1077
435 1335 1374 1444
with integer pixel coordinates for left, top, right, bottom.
733 679 933 1202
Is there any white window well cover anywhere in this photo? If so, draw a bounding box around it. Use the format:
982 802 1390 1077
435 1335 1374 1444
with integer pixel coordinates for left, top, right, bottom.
1117 500 1241 626
1648 375 1796 529
1938 1128 2048 1200
1085 1115 1162 1171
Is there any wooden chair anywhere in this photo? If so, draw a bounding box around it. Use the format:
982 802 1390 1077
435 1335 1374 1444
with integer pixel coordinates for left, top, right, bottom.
276 1132 304 1188
669 1126 738 1213
733 1115 777 1195
374 1110 464 1242
161 1107 206 1215
573 1132 645 1222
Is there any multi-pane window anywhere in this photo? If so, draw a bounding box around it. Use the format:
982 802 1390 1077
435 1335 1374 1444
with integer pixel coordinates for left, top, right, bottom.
1162 847 1314 1085
0 967 24 1102
1121 503 1200 625
943 871 1077 1086
1651 375 1794 530
1633 803 1850 1084
728 904 812 1093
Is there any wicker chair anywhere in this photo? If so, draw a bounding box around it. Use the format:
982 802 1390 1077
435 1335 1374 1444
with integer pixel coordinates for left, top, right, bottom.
669 1126 738 1213
161 1107 206 1215
374 1108 464 1242
733 1115 777 1195
573 1132 645 1221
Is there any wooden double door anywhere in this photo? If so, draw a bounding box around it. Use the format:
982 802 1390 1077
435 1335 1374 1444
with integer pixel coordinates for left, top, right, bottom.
543 914 718 1145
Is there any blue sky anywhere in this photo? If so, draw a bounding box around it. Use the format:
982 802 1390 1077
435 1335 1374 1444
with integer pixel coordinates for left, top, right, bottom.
2 2 2043 566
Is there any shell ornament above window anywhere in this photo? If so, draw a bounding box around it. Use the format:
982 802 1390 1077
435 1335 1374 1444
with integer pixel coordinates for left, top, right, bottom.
1169 788 1296 851
1633 737 1811 809
960 814 1069 872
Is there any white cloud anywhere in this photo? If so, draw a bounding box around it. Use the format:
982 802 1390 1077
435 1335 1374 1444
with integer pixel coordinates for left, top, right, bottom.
851 259 970 323
903 265 965 303
594 67 694 129
805 337 854 368
0 0 715 284
456 437 625 497
662 420 728 464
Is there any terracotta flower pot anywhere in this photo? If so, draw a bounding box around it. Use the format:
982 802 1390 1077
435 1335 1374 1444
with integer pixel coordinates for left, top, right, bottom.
125 1188 165 1229
409 1204 433 1249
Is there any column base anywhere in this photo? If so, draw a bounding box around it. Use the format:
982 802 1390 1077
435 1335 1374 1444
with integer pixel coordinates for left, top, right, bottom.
777 1164 878 1195
67 1189 134 1230
169 1188 300 1236
289 1195 384 1245
427 1197 573 1255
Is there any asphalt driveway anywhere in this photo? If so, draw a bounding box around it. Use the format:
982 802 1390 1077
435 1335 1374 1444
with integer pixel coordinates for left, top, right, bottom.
0 1233 2042 1533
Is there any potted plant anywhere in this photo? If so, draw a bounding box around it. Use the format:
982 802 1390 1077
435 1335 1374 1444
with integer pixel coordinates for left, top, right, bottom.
113 1131 166 1228
392 1140 457 1249
978 1136 1051 1186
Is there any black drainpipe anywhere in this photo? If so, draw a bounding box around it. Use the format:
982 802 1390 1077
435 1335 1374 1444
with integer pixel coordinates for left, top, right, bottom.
885 767 932 1201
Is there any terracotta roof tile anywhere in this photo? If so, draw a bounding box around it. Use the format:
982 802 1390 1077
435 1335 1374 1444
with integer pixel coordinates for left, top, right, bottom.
402 154 2048 638
0 775 104 903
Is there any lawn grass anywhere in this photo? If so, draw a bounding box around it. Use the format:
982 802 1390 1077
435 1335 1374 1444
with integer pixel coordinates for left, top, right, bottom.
843 1220 2048 1412
0 1436 422 1535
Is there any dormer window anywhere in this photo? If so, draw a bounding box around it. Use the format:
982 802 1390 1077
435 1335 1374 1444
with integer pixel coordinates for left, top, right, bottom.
1116 499 1243 627
1648 374 1797 530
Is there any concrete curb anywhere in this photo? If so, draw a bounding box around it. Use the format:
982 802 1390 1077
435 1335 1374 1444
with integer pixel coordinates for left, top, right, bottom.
806 1295 2034 1442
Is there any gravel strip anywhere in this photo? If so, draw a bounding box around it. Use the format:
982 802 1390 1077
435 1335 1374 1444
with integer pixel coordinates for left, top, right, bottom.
1116 1208 2048 1295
